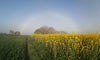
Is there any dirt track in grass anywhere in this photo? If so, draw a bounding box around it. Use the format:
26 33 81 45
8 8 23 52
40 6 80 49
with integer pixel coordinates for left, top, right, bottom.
25 38 30 60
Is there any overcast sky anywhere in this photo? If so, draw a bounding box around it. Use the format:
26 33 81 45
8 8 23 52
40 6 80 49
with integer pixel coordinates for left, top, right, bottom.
0 0 100 34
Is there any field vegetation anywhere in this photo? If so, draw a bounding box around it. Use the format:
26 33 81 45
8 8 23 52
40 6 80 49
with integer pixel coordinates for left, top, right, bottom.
0 35 26 60
29 33 100 60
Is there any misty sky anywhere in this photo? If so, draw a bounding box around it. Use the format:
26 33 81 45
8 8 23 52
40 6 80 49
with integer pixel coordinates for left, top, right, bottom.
0 0 100 34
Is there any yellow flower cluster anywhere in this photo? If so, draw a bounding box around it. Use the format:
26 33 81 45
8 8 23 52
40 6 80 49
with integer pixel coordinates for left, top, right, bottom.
31 33 100 60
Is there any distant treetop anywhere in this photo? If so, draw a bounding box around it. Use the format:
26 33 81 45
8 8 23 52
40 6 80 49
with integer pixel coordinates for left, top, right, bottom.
34 26 67 34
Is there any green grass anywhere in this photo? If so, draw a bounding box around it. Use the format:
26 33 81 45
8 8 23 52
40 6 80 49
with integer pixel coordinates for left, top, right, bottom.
28 37 55 60
0 35 25 60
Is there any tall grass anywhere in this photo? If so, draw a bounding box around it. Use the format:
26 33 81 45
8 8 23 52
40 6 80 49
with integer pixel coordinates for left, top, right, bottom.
0 35 25 60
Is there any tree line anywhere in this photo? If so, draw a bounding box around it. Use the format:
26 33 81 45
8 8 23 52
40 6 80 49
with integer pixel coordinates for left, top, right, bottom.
0 30 20 36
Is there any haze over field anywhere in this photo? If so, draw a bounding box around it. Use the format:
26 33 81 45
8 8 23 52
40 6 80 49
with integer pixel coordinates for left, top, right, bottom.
0 0 100 35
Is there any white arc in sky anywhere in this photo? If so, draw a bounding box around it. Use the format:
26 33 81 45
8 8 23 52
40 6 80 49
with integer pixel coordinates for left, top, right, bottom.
19 12 79 35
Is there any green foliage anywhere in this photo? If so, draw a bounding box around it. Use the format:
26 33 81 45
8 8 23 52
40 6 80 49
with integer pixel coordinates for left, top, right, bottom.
0 35 25 60
28 38 54 60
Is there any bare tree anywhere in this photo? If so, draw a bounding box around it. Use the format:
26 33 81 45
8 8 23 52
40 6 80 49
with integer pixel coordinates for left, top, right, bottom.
9 30 15 35
9 30 21 36
15 31 20 36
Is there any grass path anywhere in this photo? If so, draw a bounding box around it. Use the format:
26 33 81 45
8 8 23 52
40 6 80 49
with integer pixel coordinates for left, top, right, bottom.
25 38 30 60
